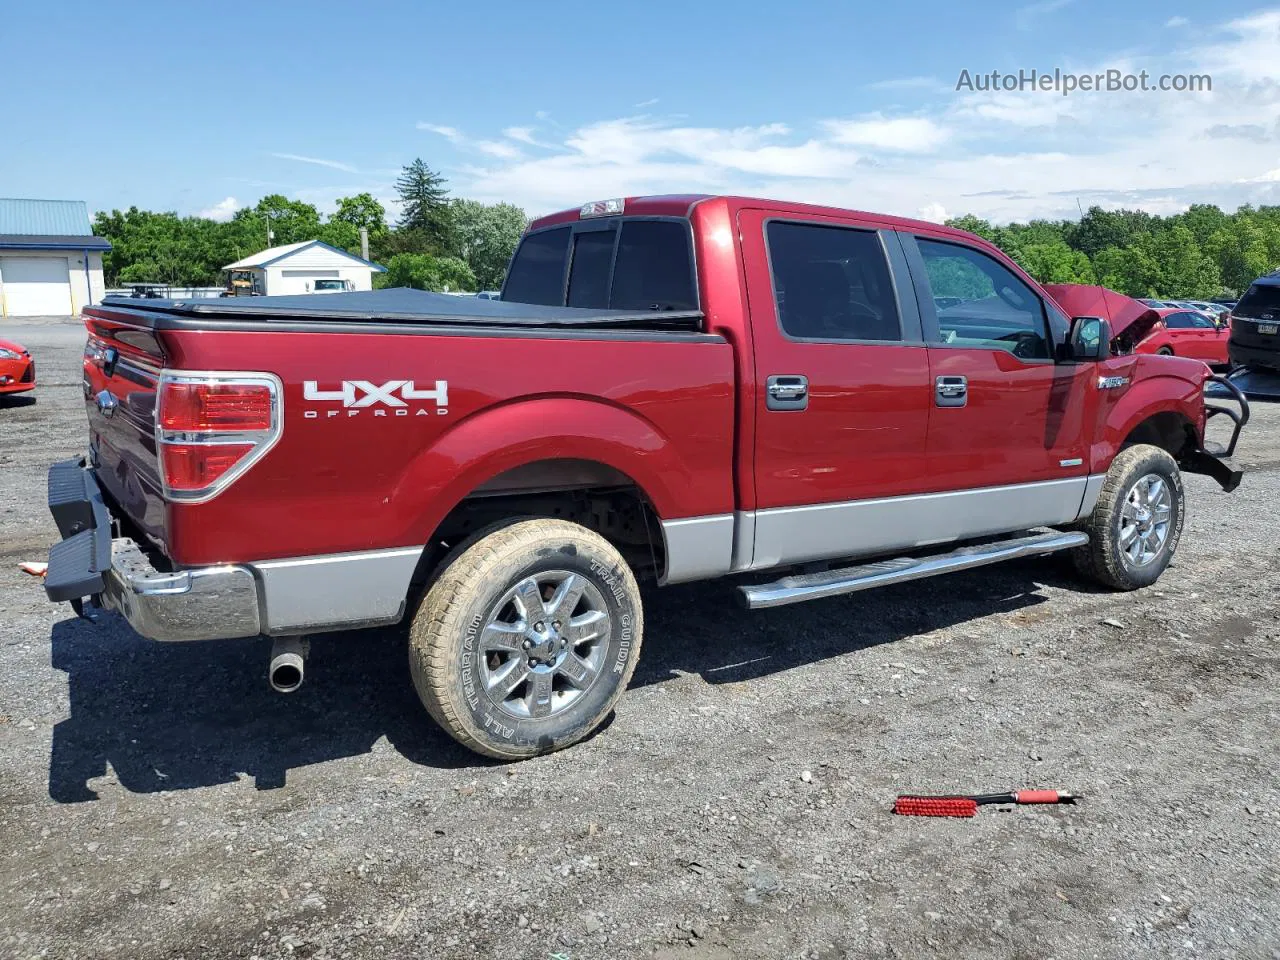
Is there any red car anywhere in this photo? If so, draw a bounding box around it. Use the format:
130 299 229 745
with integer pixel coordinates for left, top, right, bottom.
0 337 35 395
1134 308 1228 366
45 194 1248 760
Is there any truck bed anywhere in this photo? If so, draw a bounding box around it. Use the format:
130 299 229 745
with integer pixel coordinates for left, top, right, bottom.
102 288 704 331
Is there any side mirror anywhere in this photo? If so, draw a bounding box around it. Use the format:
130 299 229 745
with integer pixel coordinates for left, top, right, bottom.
1066 315 1111 361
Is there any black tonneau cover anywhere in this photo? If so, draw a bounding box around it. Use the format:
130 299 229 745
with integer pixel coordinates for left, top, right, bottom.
101 287 703 330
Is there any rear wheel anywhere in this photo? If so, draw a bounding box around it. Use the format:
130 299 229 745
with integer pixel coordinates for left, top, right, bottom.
408 519 643 759
1072 444 1184 590
1157 346 1174 356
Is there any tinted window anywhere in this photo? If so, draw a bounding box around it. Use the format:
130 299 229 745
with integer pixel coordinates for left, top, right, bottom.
1164 312 1194 329
611 220 697 311
1189 313 1216 329
566 229 615 308
766 222 901 341
503 227 569 305
1233 283 1280 318
917 239 1049 359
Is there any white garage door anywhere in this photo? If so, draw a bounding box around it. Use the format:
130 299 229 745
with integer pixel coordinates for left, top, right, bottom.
1 257 72 316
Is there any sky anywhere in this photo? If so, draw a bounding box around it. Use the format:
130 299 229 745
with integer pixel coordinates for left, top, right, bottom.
3 0 1280 226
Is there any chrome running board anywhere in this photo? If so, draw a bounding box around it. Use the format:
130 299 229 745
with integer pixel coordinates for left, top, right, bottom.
738 530 1089 610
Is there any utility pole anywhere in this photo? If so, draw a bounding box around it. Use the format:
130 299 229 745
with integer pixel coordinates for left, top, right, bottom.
265 211 274 247
359 227 369 262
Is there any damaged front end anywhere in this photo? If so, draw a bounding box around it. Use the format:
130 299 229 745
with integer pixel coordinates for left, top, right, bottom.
1181 374 1249 493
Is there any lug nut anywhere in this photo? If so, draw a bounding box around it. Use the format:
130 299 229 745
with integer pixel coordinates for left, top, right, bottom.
522 639 532 650
534 621 545 632
552 620 561 630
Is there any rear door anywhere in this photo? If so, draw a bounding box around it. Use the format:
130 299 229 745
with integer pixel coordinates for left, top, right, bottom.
739 209 933 568
900 232 1093 518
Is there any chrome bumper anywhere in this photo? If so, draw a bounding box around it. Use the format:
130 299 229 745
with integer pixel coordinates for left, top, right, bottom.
46 458 421 642
101 538 261 642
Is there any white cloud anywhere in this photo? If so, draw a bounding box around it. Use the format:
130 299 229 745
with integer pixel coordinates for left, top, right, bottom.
417 123 463 141
634 97 660 108
824 115 950 152
918 202 948 222
198 196 239 222
868 75 943 92
477 140 522 158
1165 15 1189 27
270 152 357 173
504 126 538 144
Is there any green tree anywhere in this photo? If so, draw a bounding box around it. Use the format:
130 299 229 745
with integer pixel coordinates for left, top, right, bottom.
1009 240 1093 285
395 159 452 246
377 253 475 292
446 199 527 289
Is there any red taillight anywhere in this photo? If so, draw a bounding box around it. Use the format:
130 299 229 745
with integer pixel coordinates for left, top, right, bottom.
156 373 281 502
161 443 256 491
159 381 273 432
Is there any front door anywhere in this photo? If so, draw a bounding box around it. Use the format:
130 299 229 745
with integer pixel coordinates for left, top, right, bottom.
738 209 933 568
900 232 1095 528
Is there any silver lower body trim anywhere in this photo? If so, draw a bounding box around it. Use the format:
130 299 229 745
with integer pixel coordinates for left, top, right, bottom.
251 547 422 635
1077 474 1106 520
102 538 261 642
659 514 735 584
101 540 423 640
748 476 1094 571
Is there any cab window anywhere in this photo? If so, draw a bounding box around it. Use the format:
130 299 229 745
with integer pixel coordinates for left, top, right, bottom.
766 221 902 341
916 238 1050 359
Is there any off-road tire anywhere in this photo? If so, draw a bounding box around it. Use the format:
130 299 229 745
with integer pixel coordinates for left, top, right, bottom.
408 518 643 760
1072 443 1184 590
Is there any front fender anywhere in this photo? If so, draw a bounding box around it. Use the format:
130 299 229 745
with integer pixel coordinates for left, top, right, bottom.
393 396 724 544
1090 358 1205 472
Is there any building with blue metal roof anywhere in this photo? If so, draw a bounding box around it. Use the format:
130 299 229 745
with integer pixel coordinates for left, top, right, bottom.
0 198 110 316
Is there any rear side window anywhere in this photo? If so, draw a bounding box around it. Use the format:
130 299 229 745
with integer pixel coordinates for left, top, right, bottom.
766 221 901 341
505 219 696 311
566 230 615 308
503 226 569 305
1233 283 1280 318
611 220 697 311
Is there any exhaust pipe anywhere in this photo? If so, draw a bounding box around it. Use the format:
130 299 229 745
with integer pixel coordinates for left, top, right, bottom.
269 637 309 693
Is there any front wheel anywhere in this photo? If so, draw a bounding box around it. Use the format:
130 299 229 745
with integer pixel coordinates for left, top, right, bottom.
409 519 643 759
1157 346 1174 356
1072 444 1184 590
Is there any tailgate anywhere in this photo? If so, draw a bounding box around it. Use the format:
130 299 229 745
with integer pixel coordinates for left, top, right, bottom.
82 317 169 550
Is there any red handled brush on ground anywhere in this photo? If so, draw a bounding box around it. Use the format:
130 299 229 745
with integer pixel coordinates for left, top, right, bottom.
893 789 1080 818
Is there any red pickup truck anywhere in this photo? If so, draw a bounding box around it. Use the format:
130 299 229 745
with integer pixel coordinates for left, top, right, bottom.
45 194 1248 760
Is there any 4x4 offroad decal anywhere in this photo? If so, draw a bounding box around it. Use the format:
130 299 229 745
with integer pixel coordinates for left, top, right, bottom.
302 380 449 418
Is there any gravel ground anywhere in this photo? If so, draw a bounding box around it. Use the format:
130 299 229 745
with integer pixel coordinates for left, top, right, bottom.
1 318 1277 960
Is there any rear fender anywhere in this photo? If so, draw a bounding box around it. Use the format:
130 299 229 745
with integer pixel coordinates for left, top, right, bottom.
397 397 693 545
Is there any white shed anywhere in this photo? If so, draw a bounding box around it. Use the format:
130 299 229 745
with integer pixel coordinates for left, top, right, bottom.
223 240 385 296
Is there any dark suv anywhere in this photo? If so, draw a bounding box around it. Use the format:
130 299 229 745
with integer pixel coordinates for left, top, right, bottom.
1228 273 1280 371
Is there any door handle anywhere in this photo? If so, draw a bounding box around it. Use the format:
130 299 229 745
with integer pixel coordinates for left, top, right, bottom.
935 375 967 407
766 374 808 411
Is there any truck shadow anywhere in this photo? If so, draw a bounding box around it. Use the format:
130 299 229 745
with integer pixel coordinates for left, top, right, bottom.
47 556 1075 802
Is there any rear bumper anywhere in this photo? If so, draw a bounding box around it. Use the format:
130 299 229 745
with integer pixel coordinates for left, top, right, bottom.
1227 339 1280 371
45 459 260 641
45 459 421 641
